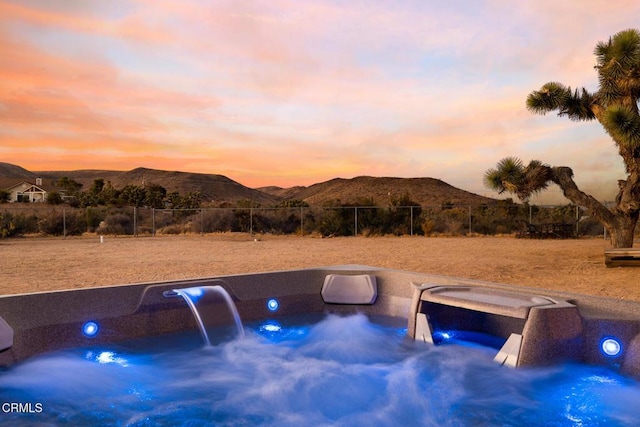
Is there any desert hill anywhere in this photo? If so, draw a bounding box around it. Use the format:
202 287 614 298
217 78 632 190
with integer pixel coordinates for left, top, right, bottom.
34 167 279 205
0 162 37 179
256 185 307 200
275 176 497 207
1 163 497 206
0 163 39 192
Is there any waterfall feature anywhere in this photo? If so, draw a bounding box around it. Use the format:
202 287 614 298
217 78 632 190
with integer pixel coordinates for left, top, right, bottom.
173 285 245 346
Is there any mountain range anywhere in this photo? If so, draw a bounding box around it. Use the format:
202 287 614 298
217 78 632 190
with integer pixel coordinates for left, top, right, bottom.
0 162 497 207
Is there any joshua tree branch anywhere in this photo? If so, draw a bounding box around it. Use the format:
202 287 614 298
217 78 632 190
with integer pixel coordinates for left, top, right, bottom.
548 166 615 224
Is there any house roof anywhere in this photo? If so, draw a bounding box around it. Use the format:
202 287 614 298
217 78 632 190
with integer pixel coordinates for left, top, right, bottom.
0 178 27 191
0 178 56 192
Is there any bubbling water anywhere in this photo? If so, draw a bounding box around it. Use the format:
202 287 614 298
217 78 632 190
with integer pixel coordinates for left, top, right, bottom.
1 314 640 426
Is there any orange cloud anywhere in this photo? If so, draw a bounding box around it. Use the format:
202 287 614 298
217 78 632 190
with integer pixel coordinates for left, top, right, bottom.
0 1 174 45
0 0 638 203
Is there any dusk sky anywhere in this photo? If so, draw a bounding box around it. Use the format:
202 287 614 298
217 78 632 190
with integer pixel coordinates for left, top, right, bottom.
1 1 639 203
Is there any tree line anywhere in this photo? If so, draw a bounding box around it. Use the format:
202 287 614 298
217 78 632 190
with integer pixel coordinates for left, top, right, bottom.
45 177 202 210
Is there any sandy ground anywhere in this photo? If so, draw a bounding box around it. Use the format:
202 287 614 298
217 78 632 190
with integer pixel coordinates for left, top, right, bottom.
1 234 638 301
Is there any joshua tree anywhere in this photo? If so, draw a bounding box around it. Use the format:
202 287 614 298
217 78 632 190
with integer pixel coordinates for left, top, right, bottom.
485 29 640 248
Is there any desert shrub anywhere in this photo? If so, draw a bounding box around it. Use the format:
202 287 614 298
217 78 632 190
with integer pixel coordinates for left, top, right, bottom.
532 204 578 224
278 210 304 234
469 206 507 235
195 210 235 233
420 207 469 235
38 209 86 236
0 212 37 237
247 210 270 234
495 224 509 235
64 211 87 236
384 194 423 236
356 206 385 236
179 207 308 234
317 203 354 236
185 212 202 233
67 197 81 208
46 191 63 205
16 213 39 235
37 211 64 235
300 208 317 235
151 209 182 231
97 213 133 235
421 217 436 236
315 199 389 236
133 208 153 232
441 208 467 235
85 207 106 233
419 207 452 235
227 207 277 233
245 209 274 234
136 226 153 235
469 206 497 235
232 208 302 235
282 210 300 234
158 223 192 235
384 206 423 236
0 213 16 238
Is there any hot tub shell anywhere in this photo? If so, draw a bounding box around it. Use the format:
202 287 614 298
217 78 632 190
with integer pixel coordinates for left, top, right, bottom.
1 265 640 377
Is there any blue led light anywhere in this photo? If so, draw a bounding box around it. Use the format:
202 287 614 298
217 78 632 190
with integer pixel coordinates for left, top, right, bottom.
260 322 282 333
85 351 128 367
183 287 204 301
601 337 622 357
82 321 99 337
267 298 279 312
431 331 453 344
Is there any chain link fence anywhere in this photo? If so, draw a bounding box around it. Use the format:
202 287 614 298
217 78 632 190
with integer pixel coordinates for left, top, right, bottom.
0 203 605 238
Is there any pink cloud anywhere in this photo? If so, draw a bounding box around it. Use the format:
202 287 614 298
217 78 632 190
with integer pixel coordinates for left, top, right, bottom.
0 1 174 45
1 0 638 201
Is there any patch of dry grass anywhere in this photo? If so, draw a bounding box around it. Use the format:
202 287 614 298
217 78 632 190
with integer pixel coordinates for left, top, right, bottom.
1 234 637 301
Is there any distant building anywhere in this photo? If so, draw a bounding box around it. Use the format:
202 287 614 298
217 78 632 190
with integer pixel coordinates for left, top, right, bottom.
1 178 49 202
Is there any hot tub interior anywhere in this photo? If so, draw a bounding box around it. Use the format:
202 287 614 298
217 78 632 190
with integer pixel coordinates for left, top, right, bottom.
1 265 640 424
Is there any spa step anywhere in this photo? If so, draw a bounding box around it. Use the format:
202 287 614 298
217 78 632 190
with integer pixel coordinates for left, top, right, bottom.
410 285 583 367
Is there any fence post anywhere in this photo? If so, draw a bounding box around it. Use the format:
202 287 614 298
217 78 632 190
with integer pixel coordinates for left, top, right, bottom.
300 207 304 236
201 209 204 236
410 206 414 236
354 207 358 236
152 208 155 236
250 208 253 235
133 206 137 236
468 205 472 235
63 207 66 238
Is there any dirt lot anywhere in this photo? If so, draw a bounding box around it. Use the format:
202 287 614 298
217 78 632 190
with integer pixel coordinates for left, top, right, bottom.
1 234 638 301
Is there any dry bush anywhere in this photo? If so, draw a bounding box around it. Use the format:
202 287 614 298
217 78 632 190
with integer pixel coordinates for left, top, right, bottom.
158 222 193 235
97 213 133 235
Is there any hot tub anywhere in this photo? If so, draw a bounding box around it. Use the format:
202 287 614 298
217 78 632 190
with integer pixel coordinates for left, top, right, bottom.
1 266 640 424
1 265 640 374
